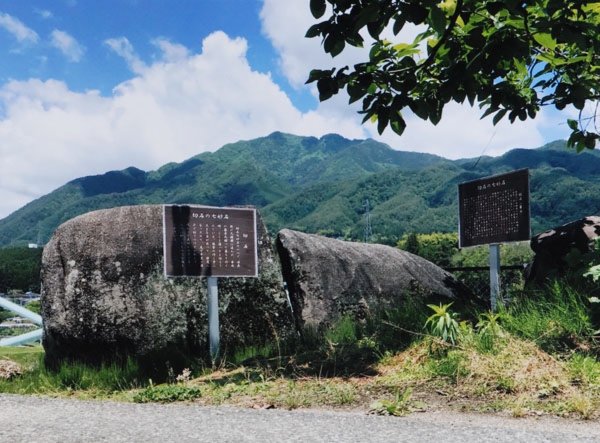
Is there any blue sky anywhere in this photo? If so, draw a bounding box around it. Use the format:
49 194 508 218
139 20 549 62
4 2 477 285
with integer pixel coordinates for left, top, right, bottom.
0 0 572 219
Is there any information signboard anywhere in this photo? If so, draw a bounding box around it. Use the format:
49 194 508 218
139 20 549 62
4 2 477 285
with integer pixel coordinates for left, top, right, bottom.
163 204 258 277
458 169 530 248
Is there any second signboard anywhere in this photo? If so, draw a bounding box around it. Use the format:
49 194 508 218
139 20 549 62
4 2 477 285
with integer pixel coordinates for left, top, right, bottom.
458 169 530 248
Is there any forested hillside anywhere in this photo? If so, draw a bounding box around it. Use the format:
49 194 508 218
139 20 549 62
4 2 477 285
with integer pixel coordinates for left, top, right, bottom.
0 133 598 247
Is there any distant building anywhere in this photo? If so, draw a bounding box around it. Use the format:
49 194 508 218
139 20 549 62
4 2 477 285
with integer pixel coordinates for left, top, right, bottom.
28 243 38 249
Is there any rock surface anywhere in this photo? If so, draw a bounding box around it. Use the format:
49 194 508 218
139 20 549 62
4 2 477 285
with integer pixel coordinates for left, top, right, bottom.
526 216 600 283
41 205 292 368
276 229 479 330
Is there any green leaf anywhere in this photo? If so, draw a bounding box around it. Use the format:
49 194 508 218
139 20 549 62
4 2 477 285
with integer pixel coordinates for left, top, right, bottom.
533 33 557 51
534 53 566 66
309 0 326 19
367 21 386 40
567 119 579 131
356 4 380 29
377 108 389 134
485 2 505 15
392 43 420 57
429 106 442 125
390 113 406 136
585 136 596 149
305 24 322 39
480 106 498 120
324 35 346 57
393 17 406 35
492 109 508 125
408 101 430 120
402 3 428 25
306 69 331 84
429 6 447 36
316 78 337 101
347 81 366 103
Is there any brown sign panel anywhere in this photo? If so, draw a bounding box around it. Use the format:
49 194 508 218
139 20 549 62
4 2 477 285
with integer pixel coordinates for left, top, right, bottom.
163 205 258 277
458 169 530 248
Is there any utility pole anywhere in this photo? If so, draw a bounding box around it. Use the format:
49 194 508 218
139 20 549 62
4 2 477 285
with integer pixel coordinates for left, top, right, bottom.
364 199 373 243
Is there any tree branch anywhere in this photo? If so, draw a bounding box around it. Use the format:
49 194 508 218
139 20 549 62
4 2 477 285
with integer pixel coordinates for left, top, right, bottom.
419 0 464 72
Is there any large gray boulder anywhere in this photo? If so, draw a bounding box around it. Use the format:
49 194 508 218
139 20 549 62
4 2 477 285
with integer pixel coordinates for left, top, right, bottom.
526 216 600 284
276 229 479 330
41 205 292 368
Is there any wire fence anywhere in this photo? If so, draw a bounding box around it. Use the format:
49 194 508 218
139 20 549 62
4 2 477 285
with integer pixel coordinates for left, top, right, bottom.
445 265 528 305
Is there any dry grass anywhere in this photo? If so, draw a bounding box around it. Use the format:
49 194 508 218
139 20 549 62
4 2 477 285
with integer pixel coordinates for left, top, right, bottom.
3 333 600 419
0 358 22 380
134 333 597 419
371 335 599 418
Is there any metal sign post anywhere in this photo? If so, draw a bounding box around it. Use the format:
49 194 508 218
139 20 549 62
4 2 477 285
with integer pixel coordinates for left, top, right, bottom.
163 204 258 363
458 169 530 310
489 244 501 312
207 276 220 359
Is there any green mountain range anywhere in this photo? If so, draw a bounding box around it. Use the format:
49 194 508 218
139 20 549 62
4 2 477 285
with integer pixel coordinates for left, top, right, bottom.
1 132 599 248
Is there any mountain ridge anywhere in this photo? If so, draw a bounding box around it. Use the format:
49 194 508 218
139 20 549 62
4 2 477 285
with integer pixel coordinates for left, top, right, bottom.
0 132 597 247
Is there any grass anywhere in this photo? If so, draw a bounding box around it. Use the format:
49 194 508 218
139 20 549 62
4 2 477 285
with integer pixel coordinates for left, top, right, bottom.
0 347 144 398
3 278 600 419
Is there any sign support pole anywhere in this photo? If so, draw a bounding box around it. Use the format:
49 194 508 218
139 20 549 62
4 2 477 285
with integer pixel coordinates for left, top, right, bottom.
207 276 220 361
489 244 501 312
163 205 258 364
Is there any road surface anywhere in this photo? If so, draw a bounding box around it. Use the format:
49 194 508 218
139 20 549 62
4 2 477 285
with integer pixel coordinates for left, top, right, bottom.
1 394 599 442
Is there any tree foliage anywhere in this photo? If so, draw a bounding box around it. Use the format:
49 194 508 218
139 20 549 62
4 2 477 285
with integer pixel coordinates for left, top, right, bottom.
0 248 42 293
306 0 600 151
398 232 533 268
398 232 458 267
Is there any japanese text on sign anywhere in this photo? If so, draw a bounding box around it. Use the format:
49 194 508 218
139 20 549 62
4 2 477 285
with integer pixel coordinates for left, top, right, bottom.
163 205 258 277
458 169 530 248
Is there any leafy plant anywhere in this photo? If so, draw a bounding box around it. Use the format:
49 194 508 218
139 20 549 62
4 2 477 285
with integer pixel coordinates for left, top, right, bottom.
369 388 426 416
424 303 460 345
476 312 505 353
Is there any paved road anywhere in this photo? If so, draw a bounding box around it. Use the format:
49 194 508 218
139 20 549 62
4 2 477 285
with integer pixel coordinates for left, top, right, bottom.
1 394 600 442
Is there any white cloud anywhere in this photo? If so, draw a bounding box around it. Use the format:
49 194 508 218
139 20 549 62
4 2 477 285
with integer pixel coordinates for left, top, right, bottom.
259 0 570 159
105 37 147 74
151 38 189 62
35 9 53 20
0 12 39 44
50 29 85 62
0 31 364 219
0 4 574 221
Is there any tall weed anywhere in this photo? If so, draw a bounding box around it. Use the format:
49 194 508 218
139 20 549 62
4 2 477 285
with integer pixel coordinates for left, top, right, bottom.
502 280 596 353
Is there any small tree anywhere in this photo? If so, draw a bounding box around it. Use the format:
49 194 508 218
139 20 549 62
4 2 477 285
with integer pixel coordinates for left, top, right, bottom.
307 0 600 151
400 232 420 255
